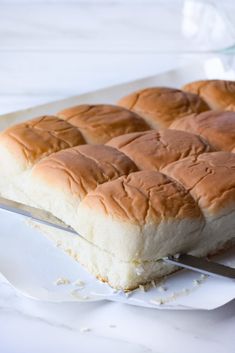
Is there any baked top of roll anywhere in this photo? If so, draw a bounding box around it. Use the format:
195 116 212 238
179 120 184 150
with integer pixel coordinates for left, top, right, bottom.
162 152 235 214
107 129 213 171
117 87 210 128
57 104 151 144
0 115 85 174
170 111 235 152
31 144 138 199
79 170 201 225
182 79 235 111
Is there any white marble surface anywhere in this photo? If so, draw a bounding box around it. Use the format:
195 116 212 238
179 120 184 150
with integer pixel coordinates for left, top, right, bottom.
1 274 235 353
0 1 235 352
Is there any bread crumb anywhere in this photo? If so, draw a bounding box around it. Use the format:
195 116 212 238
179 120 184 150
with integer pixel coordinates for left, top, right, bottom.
138 284 146 292
125 291 132 298
193 279 201 287
168 293 177 301
71 289 89 300
54 277 70 286
200 274 207 280
80 327 91 333
73 280 85 288
135 266 144 276
157 285 167 292
71 289 82 298
150 298 164 305
82 295 90 300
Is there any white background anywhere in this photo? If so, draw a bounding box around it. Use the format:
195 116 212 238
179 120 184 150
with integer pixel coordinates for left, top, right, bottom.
0 1 235 353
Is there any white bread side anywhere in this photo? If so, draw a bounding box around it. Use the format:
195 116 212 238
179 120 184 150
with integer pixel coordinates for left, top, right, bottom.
29 221 177 291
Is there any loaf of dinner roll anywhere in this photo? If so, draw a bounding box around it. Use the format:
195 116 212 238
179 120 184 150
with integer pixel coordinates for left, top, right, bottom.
73 153 235 288
32 170 205 290
107 129 213 171
117 87 210 128
170 111 235 152
162 152 235 257
1 79 235 290
57 104 151 144
0 115 86 200
24 144 137 223
0 123 206 289
182 79 235 111
0 109 148 203
0 115 85 177
24 152 235 289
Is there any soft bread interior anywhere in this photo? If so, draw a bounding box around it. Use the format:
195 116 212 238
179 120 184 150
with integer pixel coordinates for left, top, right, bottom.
29 221 178 291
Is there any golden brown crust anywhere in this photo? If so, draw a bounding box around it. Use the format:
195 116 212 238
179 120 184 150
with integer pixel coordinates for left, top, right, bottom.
82 170 201 225
117 87 210 128
107 129 213 171
0 115 85 168
31 144 138 198
182 80 235 111
57 104 151 144
162 152 235 214
170 111 235 152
